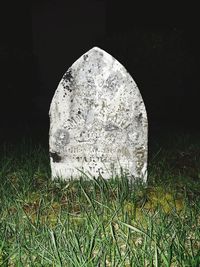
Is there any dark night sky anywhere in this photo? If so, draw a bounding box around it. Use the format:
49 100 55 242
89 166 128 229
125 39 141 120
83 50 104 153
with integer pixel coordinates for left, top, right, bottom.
0 1 200 143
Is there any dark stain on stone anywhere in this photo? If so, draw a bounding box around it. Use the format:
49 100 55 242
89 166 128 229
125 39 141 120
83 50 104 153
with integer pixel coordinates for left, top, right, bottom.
49 152 61 163
83 54 88 60
63 69 73 92
63 69 73 82
78 110 81 114
136 113 143 124
64 85 72 92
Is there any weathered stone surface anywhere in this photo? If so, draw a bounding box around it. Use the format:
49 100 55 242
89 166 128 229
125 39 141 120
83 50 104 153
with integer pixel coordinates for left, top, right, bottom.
49 47 148 181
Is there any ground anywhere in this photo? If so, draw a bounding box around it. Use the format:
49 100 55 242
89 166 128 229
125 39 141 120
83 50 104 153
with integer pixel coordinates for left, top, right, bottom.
0 132 200 266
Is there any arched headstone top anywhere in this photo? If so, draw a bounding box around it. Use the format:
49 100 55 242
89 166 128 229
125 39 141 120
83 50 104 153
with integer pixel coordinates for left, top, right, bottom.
49 47 148 181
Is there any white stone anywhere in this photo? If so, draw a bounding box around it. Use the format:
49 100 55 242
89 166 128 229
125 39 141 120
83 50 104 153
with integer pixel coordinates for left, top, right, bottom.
49 47 148 181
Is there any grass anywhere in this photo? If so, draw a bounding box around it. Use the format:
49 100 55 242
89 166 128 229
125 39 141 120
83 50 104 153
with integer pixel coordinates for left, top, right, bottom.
0 134 200 266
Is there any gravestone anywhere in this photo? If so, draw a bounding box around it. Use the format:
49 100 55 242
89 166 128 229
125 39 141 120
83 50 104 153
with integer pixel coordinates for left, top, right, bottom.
49 47 148 181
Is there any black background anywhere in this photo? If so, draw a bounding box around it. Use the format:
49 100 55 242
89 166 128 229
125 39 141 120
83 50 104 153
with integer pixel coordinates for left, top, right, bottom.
1 1 199 144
